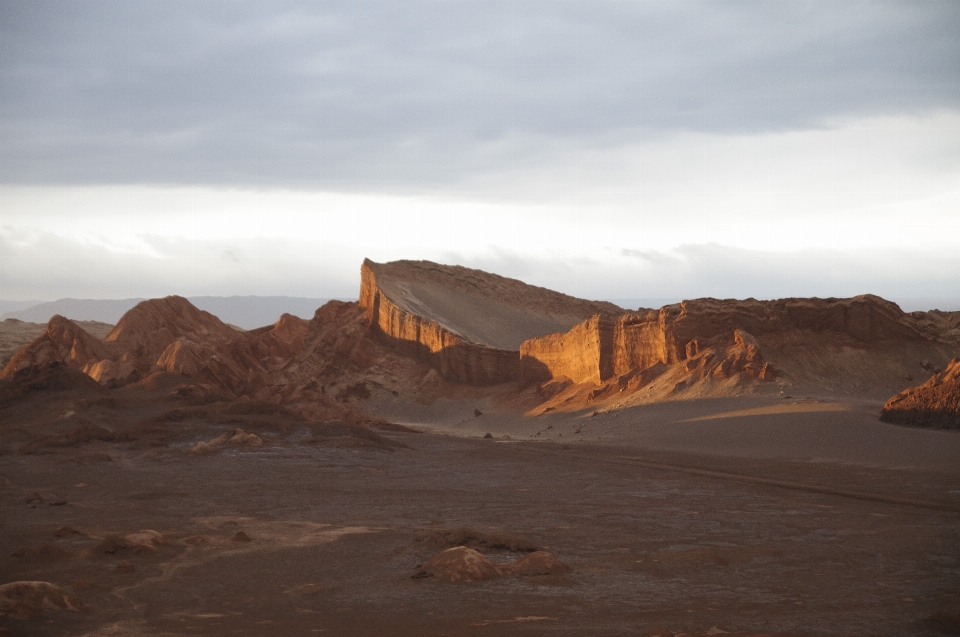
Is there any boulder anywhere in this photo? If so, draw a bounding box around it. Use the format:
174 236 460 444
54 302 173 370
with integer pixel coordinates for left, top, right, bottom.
0 581 85 620
413 546 504 582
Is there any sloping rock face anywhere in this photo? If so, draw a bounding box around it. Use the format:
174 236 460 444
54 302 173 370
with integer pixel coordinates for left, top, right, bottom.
0 298 312 396
105 296 239 366
3 315 111 377
520 295 949 390
360 259 620 385
880 358 960 429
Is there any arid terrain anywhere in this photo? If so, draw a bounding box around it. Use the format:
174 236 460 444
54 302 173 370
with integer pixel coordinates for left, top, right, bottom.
2 259 959 636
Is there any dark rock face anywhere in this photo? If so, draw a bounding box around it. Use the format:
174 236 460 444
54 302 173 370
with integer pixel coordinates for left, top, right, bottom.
881 358 960 429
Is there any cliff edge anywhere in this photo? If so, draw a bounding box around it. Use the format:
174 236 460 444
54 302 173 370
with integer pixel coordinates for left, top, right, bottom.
359 259 620 384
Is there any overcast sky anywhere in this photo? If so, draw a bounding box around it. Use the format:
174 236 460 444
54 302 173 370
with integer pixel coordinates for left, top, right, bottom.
2 1 959 307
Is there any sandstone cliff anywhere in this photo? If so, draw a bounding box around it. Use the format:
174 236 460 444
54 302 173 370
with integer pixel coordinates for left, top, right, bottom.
518 294 957 401
519 315 615 387
4 261 958 422
880 358 960 429
360 259 620 384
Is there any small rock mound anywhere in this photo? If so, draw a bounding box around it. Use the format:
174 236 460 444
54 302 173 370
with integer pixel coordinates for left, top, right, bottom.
98 530 165 554
880 358 960 429
231 531 252 543
503 550 571 576
0 581 85 620
414 546 504 582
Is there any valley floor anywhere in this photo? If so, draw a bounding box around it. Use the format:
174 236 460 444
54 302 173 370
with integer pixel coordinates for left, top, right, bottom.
2 397 959 636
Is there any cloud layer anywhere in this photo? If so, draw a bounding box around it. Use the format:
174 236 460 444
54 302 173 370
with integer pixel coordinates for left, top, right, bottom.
1 2 958 304
3 1 958 190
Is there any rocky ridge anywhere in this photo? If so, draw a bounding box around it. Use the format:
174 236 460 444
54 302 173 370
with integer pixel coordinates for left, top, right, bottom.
1 297 310 396
360 259 620 384
3 259 960 427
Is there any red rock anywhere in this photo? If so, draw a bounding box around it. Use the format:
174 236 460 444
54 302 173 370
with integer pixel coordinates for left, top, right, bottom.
880 357 960 428
503 550 570 576
519 295 950 392
520 315 614 387
360 259 620 385
1 315 108 377
413 546 503 582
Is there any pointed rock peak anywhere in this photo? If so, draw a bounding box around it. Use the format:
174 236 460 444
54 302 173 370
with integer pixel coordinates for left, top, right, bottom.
106 295 233 343
46 314 90 338
274 313 308 330
264 313 310 345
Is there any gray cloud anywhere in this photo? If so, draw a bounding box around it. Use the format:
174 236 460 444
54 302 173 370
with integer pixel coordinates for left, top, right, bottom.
2 1 958 190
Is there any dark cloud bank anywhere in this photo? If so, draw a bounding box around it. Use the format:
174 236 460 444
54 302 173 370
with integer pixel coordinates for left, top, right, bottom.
2 1 958 190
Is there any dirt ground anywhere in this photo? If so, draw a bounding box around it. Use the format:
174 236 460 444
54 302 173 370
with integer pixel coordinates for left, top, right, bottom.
2 394 959 636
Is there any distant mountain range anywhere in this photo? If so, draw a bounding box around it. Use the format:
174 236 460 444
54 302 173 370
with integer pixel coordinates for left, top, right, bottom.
1 296 344 330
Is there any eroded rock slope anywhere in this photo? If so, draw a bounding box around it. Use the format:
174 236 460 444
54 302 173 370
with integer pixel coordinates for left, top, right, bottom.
881 358 960 429
4 259 960 426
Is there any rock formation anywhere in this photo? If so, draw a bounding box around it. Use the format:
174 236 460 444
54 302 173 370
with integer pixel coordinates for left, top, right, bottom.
359 259 620 384
3 259 959 424
0 297 310 397
414 546 504 582
519 315 615 386
880 358 960 429
519 294 957 396
413 546 570 582
0 581 85 620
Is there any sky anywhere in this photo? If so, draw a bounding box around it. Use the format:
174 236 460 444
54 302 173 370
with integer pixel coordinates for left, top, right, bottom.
1 1 959 307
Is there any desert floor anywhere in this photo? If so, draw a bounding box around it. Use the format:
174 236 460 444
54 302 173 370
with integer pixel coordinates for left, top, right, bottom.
3 395 959 636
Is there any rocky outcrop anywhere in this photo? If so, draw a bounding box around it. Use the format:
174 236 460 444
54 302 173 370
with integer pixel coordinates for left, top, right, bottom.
519 315 614 387
248 313 309 361
0 297 314 396
880 358 960 429
104 296 240 374
2 315 111 376
613 295 935 376
518 295 948 395
360 259 619 385
4 261 957 414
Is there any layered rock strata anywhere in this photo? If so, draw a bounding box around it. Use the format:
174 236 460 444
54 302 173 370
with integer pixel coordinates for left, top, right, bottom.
360 259 620 385
880 358 960 429
520 294 952 389
519 315 615 387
